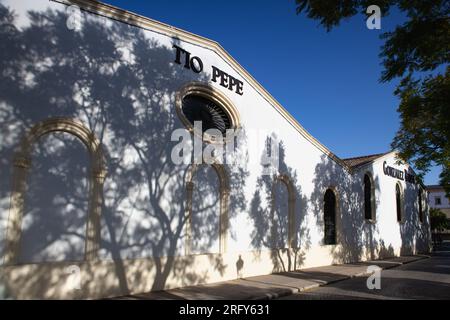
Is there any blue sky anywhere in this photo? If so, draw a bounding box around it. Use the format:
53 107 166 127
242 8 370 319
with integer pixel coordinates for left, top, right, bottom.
101 0 440 185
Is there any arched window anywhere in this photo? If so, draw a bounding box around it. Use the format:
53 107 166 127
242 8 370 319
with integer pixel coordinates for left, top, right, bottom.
396 183 403 222
418 188 423 223
176 83 240 144
181 94 232 136
364 173 375 220
324 188 337 245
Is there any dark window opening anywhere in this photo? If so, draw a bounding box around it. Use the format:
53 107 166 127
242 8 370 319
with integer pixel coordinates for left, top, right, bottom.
364 174 373 220
418 190 423 223
396 184 402 222
182 94 232 136
324 189 337 245
435 197 441 206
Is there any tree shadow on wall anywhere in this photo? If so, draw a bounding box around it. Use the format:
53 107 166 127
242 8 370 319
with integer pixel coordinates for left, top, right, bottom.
310 154 388 264
19 132 90 263
0 4 248 298
400 175 431 255
249 136 310 272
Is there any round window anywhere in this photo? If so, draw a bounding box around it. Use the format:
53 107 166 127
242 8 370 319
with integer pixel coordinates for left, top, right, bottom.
181 94 233 136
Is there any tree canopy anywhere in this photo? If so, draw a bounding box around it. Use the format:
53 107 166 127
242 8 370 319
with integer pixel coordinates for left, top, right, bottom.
296 0 450 194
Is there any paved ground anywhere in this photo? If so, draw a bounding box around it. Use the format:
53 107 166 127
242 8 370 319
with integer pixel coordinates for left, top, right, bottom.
113 254 431 300
280 242 450 300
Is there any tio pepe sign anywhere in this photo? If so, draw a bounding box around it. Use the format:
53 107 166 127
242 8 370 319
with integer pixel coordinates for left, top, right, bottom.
172 45 244 96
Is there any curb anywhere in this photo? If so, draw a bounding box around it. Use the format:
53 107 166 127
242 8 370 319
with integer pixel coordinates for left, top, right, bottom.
250 255 430 300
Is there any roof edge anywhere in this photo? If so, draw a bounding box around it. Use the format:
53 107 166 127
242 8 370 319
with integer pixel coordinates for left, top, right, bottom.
342 152 389 162
343 152 390 170
349 150 398 171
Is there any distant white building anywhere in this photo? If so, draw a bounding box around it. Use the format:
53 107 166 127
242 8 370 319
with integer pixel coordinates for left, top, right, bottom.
427 185 450 219
0 0 431 299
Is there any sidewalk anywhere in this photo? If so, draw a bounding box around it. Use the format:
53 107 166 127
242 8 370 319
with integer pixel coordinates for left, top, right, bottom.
114 255 429 300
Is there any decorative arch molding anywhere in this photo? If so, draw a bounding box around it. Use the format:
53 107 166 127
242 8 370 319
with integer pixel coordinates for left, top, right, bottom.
271 174 296 248
185 162 230 255
3 118 106 265
175 82 241 144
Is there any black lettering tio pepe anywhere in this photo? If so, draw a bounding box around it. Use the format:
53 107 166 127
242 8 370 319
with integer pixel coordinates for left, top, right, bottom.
173 45 243 95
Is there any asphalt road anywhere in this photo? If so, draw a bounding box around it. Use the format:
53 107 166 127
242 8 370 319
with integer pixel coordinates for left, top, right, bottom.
280 242 450 300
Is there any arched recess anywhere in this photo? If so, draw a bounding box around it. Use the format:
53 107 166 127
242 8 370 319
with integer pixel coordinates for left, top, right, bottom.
363 172 376 221
271 174 296 249
396 182 404 223
185 163 229 255
418 188 424 223
3 118 106 265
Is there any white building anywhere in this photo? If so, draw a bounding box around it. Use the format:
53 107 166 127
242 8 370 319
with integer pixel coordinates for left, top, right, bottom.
0 0 431 299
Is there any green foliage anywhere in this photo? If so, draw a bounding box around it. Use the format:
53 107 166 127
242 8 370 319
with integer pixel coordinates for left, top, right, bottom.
295 0 392 31
392 71 450 192
430 208 449 231
295 0 450 196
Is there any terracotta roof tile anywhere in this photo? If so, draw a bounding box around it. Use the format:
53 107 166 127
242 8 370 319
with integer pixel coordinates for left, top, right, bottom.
342 152 388 169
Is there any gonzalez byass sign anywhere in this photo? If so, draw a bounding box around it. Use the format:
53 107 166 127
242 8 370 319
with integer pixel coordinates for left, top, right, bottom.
383 161 416 184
